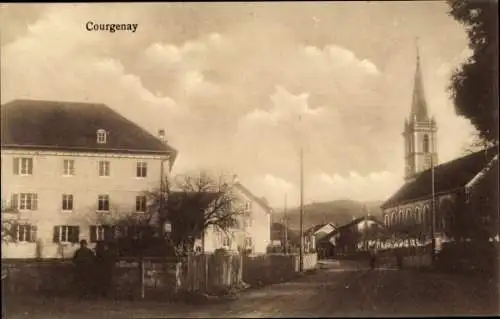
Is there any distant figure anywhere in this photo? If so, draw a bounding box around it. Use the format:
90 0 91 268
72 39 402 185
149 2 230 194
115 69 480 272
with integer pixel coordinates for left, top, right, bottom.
369 246 377 269
95 241 117 298
73 240 96 298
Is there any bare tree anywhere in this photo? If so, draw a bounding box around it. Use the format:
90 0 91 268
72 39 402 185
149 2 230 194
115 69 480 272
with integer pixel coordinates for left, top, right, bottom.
145 171 246 255
461 132 497 155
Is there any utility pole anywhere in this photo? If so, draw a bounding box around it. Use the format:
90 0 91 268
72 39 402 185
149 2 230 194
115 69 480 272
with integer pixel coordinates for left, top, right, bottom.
299 146 304 272
284 193 288 254
430 155 437 265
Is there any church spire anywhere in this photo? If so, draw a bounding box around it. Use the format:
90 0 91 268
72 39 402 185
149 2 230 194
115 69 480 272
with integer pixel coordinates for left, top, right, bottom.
410 38 429 122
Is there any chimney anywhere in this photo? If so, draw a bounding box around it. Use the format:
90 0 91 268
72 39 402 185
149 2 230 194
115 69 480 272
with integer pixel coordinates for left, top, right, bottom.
158 129 166 143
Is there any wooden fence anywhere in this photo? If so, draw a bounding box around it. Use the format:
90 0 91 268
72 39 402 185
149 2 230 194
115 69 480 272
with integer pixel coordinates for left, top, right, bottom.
180 251 243 294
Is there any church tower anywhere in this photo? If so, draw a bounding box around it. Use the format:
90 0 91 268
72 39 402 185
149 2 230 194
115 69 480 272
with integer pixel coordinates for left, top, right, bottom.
403 43 438 181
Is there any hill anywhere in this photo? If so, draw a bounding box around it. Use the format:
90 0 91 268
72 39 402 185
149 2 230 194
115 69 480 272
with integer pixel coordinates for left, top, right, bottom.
272 199 384 231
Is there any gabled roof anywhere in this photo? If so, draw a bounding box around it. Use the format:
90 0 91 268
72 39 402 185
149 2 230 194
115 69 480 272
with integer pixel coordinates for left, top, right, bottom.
1 99 177 159
233 182 272 213
304 223 336 237
318 216 385 243
381 147 499 209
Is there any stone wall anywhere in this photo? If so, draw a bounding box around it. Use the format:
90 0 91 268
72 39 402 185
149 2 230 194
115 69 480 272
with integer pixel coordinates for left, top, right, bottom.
2 258 181 299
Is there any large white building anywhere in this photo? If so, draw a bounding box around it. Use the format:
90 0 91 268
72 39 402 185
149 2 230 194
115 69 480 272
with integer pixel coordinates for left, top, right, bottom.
1 99 177 259
199 182 272 255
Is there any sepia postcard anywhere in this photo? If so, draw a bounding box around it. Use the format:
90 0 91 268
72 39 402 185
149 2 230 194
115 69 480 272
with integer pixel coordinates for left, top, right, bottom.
1 2 498 318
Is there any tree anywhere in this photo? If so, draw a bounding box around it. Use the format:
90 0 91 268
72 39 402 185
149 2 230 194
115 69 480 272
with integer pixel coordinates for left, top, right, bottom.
1 201 20 244
89 206 166 258
447 0 499 143
146 171 245 256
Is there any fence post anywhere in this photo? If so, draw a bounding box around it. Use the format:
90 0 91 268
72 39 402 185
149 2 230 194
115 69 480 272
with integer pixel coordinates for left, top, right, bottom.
140 257 145 299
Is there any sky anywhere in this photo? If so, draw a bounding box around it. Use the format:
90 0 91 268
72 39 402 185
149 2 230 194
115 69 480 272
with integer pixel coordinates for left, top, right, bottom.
0 2 477 208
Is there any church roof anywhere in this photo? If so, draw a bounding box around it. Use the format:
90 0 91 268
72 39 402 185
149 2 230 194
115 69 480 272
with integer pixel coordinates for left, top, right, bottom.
410 49 429 122
1 99 177 158
381 147 499 209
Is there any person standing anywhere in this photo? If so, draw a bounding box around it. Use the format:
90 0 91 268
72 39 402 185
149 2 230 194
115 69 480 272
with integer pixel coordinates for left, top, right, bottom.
95 241 118 298
73 240 96 299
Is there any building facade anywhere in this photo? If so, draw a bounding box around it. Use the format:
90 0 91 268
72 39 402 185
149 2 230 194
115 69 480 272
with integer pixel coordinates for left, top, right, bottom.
1 99 177 259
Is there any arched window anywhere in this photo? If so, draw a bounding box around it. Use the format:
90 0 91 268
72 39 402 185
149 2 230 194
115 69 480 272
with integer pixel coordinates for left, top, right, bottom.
415 206 422 224
398 210 404 225
405 208 412 224
384 214 390 227
423 134 430 153
391 211 397 226
423 204 430 229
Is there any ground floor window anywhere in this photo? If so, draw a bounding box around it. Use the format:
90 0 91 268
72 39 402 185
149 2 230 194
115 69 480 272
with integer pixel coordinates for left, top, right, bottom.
10 223 37 242
53 225 80 243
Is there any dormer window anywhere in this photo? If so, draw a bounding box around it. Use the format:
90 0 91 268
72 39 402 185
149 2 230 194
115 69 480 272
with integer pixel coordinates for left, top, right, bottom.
97 129 107 144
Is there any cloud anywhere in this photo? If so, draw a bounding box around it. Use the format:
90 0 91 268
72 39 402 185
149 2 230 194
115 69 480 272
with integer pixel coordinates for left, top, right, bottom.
239 86 323 127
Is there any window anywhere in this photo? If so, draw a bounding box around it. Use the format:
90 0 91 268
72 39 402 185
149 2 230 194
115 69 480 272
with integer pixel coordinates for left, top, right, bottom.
13 157 33 175
62 194 73 211
11 193 38 211
89 225 116 243
98 161 110 177
136 161 147 178
222 235 231 247
245 201 252 211
96 129 107 144
244 216 253 228
12 223 37 242
415 206 422 224
384 214 390 227
136 196 147 213
244 237 253 248
405 208 412 224
63 159 75 176
423 205 430 229
423 134 430 153
98 195 110 211
53 225 80 243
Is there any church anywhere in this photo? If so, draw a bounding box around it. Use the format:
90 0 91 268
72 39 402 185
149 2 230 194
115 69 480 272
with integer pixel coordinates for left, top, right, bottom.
380 48 499 246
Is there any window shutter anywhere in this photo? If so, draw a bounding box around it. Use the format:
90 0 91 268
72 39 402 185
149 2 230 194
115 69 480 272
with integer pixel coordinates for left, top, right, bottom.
30 226 37 243
11 194 18 209
32 194 38 210
11 223 19 241
25 225 31 242
73 227 80 243
28 159 33 174
104 225 112 241
53 226 60 243
89 226 97 243
13 158 19 175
